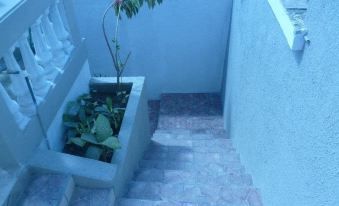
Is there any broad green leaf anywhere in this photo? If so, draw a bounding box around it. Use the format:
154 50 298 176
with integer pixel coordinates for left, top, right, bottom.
100 136 121 150
69 138 86 147
85 146 103 160
94 114 113 142
81 133 98 144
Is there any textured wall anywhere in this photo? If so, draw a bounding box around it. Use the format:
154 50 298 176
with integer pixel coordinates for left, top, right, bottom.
71 0 232 99
223 1 339 206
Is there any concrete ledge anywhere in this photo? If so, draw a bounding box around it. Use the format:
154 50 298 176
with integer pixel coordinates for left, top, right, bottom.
90 77 151 197
28 149 117 188
0 167 30 206
27 76 150 198
268 0 308 50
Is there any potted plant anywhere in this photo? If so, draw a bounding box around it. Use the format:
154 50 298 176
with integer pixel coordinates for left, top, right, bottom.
62 0 164 162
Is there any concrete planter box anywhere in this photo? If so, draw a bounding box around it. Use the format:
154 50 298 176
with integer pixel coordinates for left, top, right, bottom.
27 66 151 198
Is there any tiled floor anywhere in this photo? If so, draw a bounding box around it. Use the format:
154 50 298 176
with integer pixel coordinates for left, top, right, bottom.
118 130 262 206
119 94 263 206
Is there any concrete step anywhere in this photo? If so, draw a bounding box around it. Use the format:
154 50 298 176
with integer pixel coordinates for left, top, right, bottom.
17 173 74 206
159 93 223 117
119 197 257 206
153 131 230 141
0 167 28 206
134 168 251 186
149 139 235 153
118 198 182 206
69 186 115 206
154 128 228 137
143 149 240 163
139 159 244 172
152 132 233 145
126 181 256 205
158 116 224 130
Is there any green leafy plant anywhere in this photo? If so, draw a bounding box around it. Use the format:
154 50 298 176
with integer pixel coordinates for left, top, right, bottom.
102 0 164 91
63 94 125 162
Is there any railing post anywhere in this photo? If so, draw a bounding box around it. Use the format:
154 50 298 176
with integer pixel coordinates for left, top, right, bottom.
50 0 74 54
18 33 52 100
3 49 36 117
41 9 68 67
0 81 29 129
31 18 62 81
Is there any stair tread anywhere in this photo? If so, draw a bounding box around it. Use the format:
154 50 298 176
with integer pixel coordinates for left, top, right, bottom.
134 167 251 186
126 180 255 204
69 186 114 206
119 197 251 206
159 93 223 116
118 198 183 206
143 148 240 162
18 173 73 206
152 132 231 141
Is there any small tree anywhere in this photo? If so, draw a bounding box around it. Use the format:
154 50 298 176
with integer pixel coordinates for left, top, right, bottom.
102 0 164 91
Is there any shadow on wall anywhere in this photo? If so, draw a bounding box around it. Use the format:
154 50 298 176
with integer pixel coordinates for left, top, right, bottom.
293 49 304 64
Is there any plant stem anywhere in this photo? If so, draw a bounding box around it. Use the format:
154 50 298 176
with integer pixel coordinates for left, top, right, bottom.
102 3 118 70
114 3 122 89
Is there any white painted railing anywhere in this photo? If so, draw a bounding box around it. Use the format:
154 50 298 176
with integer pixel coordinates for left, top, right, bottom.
0 0 74 129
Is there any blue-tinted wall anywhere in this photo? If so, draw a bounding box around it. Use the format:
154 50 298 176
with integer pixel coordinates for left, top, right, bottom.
71 0 233 99
223 1 339 206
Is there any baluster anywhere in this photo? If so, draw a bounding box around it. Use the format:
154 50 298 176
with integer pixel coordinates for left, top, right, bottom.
41 10 68 67
0 82 29 129
18 33 52 100
31 18 62 81
50 0 74 54
3 50 36 117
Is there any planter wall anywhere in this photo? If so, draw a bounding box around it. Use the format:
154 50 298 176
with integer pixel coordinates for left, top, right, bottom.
29 76 151 197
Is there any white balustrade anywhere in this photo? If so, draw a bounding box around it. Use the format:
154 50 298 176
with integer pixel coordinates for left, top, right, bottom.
0 0 75 130
31 18 62 81
18 33 53 100
50 0 74 54
0 82 29 129
3 49 36 117
41 9 68 67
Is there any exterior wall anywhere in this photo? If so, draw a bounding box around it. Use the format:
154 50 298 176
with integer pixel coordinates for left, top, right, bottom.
224 1 339 206
71 0 233 99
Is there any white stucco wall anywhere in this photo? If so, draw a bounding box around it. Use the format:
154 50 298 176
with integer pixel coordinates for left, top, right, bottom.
71 0 232 99
224 1 339 206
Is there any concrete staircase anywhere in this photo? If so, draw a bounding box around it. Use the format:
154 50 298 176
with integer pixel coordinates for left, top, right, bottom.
3 93 262 206
117 93 263 206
